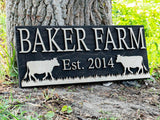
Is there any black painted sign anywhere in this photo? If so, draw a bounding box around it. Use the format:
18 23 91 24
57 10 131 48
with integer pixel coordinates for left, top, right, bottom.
15 26 150 87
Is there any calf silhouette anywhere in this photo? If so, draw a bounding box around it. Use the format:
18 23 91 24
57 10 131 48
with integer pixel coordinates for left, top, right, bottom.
24 58 60 81
116 55 147 75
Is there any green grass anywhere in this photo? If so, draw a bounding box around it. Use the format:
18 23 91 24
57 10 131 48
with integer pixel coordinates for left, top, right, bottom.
112 0 160 71
0 12 7 81
0 94 44 120
0 11 18 82
0 94 26 120
0 13 6 40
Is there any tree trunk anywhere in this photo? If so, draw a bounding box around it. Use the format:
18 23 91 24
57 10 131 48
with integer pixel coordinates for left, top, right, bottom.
6 0 112 55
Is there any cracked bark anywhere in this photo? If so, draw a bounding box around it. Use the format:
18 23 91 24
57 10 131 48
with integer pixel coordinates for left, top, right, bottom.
6 0 112 55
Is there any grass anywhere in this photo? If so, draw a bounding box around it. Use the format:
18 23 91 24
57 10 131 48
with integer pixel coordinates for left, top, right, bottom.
0 11 18 83
0 95 43 120
0 94 26 120
0 12 6 82
99 110 118 120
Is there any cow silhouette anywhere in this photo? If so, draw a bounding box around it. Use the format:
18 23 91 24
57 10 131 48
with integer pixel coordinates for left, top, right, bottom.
24 58 60 81
116 55 147 75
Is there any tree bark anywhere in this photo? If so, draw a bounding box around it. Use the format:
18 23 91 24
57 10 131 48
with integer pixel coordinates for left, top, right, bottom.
6 0 112 55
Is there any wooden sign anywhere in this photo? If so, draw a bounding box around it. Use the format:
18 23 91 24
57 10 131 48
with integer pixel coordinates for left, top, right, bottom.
15 26 150 87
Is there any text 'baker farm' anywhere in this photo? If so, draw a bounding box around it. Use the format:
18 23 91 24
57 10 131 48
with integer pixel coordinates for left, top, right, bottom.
17 27 146 53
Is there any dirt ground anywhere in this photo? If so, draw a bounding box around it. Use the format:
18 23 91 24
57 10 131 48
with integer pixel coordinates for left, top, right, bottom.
1 79 160 120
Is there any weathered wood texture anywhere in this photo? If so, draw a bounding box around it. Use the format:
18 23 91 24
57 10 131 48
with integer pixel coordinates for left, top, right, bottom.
6 0 112 55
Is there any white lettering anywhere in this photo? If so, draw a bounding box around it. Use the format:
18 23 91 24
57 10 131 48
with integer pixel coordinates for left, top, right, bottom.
32 28 47 53
74 28 90 51
116 27 130 50
18 28 31 53
128 27 146 49
92 28 104 51
46 28 63 52
62 28 75 52
104 28 117 50
62 59 71 70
